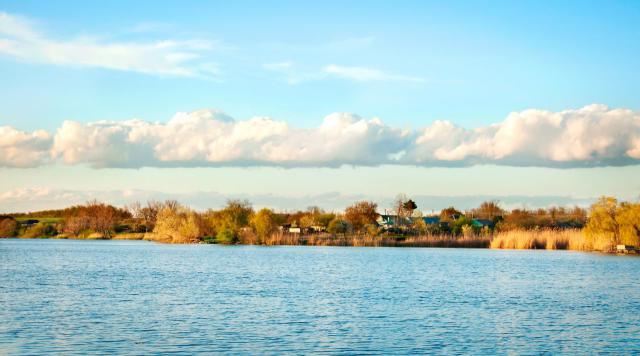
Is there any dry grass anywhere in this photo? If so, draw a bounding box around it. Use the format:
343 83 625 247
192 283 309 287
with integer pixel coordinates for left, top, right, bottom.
259 232 490 248
112 233 145 240
489 229 611 251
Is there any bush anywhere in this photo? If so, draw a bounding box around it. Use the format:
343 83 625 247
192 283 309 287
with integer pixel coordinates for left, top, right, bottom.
584 197 640 250
0 217 18 237
328 219 349 234
216 227 237 244
153 205 205 243
366 224 380 237
450 216 474 236
21 222 57 238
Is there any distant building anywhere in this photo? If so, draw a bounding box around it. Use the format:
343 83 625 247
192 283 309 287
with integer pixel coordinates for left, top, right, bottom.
422 216 440 225
376 214 412 229
471 219 495 229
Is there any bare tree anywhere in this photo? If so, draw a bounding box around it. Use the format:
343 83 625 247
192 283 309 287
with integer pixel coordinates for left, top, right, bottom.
393 194 416 227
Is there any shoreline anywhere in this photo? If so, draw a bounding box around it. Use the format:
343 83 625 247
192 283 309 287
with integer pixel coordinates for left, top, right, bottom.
3 234 636 255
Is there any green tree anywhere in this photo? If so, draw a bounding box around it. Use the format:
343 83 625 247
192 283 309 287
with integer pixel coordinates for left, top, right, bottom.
251 208 276 242
584 197 619 250
615 202 640 246
220 199 254 231
403 199 418 217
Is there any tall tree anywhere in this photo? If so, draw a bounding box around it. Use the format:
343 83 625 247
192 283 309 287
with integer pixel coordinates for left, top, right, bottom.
344 201 378 232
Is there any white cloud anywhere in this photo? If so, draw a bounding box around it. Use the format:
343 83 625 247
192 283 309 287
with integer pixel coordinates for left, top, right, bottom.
409 104 640 167
49 109 408 168
1 104 639 169
0 126 52 168
323 64 425 82
0 12 220 78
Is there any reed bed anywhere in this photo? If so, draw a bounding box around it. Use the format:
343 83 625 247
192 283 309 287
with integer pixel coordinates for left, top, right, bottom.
260 232 490 248
262 229 611 251
489 229 610 251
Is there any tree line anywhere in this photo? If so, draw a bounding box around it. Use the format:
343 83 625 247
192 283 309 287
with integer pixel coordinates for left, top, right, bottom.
1 195 638 249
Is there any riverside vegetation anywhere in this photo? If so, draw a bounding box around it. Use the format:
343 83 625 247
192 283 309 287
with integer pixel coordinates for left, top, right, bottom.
1 196 639 253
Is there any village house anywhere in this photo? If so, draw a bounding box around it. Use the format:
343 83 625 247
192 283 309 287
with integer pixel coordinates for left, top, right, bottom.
471 219 495 229
376 214 441 230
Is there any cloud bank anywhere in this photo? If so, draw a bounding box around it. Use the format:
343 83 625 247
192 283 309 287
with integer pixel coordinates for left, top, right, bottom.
0 12 219 78
1 104 639 169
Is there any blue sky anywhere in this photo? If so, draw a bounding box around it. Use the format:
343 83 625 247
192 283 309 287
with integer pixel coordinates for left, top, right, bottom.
0 1 639 211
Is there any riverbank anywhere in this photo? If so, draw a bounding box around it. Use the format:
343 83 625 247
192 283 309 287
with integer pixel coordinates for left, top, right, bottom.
6 229 633 253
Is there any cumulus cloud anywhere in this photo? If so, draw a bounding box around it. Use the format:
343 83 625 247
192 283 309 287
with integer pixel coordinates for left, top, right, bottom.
0 126 52 168
409 104 640 167
49 109 408 168
1 104 639 168
0 12 220 78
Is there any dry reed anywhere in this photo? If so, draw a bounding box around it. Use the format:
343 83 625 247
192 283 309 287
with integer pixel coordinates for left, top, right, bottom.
489 229 608 251
260 232 490 248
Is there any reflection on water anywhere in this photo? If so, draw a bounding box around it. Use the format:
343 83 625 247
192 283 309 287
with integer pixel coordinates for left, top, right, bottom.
1 239 639 354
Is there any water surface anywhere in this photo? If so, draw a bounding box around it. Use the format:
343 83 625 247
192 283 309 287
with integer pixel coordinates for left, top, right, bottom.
1 239 639 354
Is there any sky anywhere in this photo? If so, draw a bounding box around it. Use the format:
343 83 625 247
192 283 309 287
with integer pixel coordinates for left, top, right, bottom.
1 0 639 212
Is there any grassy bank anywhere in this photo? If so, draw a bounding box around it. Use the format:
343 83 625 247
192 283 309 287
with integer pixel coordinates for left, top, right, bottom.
4 230 630 254
3 229 615 252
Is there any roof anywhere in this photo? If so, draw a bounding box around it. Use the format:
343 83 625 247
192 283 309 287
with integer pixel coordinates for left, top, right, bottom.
377 214 412 226
422 216 440 224
472 219 494 228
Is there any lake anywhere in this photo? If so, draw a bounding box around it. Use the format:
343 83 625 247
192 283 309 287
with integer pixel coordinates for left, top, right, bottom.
1 239 639 355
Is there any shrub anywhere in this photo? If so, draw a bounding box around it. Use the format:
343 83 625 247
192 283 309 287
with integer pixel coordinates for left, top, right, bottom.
366 224 380 237
328 219 349 234
22 222 57 238
154 205 205 243
216 227 237 244
0 217 18 237
584 197 640 250
450 216 474 236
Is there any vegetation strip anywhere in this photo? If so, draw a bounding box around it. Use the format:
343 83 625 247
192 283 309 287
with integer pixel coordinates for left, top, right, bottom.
1 196 638 253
